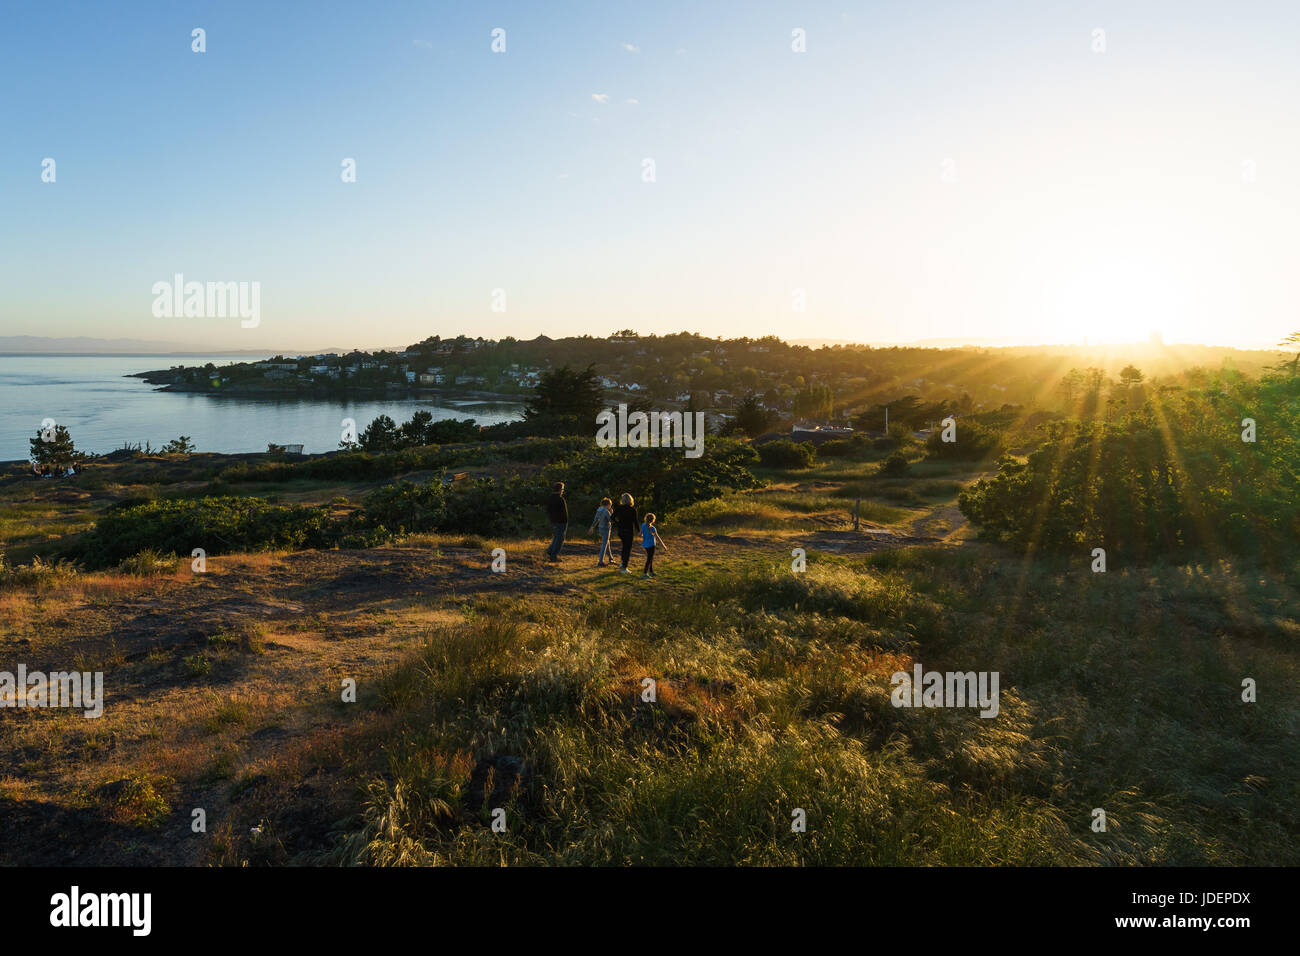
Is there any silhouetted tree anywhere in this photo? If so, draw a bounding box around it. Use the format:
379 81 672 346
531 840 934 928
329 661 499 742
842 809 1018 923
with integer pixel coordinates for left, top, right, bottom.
730 392 776 436
359 414 399 452
524 364 605 434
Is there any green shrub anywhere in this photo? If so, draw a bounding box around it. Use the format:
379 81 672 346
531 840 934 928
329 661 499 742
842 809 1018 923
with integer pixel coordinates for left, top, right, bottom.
816 439 856 457
878 453 911 477
103 775 172 829
362 481 446 534
757 440 816 469
80 496 337 567
440 477 534 536
926 420 1004 461
655 444 763 511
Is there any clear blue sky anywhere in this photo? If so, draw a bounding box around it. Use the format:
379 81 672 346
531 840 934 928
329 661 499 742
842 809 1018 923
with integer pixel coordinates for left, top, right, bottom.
2 0 1297 351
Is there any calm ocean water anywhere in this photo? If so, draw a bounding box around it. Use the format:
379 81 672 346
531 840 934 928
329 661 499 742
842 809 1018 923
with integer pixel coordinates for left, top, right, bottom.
0 355 524 462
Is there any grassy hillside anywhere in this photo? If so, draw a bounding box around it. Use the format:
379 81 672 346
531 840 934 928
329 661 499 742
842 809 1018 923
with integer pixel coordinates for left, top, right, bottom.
0 440 1295 865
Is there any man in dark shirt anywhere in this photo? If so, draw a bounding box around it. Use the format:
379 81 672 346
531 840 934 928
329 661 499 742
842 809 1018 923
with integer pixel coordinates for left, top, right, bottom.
610 493 638 573
545 481 568 562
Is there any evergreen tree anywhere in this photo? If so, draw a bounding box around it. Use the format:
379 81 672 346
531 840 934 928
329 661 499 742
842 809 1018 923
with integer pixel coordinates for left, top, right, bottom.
359 414 399 452
524 364 605 434
30 424 79 470
731 392 775 436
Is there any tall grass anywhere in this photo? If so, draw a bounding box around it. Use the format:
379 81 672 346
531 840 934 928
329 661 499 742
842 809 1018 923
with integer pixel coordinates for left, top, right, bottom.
333 551 1299 865
0 553 80 589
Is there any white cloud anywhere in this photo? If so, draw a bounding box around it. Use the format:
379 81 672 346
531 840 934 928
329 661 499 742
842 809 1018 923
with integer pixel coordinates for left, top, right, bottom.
591 93 609 104
623 43 640 53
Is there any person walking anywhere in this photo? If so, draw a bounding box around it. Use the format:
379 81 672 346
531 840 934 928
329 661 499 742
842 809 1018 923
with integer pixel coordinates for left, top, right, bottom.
589 497 614 566
640 513 666 579
611 493 638 574
545 481 568 562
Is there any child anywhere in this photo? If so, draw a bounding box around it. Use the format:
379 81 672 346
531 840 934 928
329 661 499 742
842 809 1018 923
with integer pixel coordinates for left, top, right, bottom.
640 513 666 578
589 497 614 567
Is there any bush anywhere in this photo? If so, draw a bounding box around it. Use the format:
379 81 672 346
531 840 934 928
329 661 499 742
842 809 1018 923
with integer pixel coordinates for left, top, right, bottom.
440 477 534 537
80 496 337 567
362 481 446 534
926 420 1004 461
102 775 172 829
878 453 911 478
655 445 764 510
360 475 539 539
757 440 816 469
816 439 856 457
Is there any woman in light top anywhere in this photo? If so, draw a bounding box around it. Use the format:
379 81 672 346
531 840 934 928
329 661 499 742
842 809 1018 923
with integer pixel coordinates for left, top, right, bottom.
589 497 614 567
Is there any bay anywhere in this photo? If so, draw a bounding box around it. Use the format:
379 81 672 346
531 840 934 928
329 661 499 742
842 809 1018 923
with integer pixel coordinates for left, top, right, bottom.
0 355 524 462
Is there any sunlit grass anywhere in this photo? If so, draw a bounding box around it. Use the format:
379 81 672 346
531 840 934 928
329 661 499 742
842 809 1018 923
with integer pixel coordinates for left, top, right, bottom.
674 492 909 530
0 498 97 550
329 549 1300 865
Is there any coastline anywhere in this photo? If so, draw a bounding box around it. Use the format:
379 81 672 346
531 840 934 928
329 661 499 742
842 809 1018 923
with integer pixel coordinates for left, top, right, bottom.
126 370 529 405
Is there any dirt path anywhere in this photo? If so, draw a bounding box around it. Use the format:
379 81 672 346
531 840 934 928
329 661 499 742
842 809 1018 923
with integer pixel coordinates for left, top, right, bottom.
902 473 989 543
905 501 967 542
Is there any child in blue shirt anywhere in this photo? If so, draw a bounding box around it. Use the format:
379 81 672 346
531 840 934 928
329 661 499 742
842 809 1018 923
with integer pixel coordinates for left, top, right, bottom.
640 514 666 578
